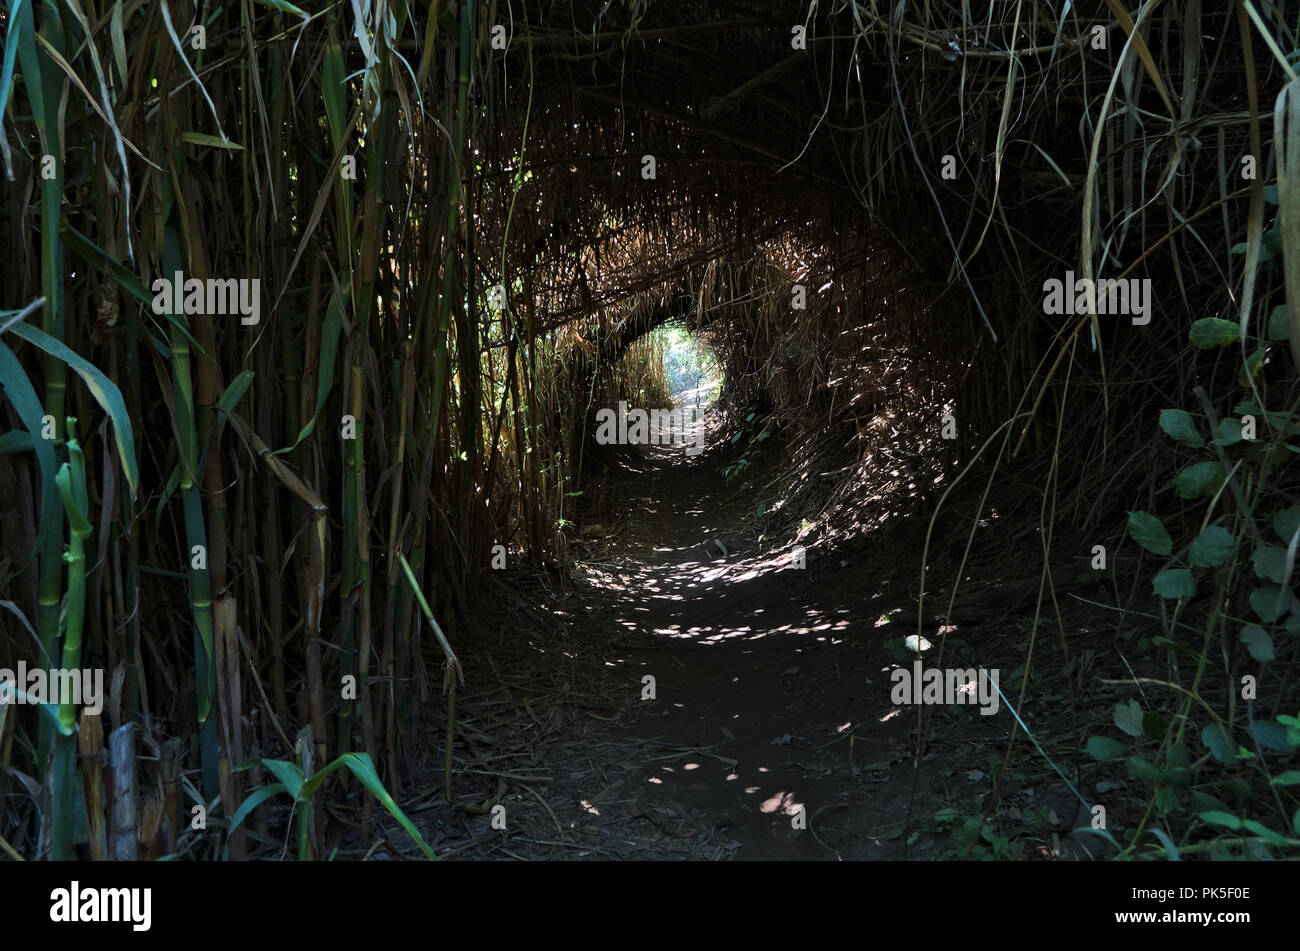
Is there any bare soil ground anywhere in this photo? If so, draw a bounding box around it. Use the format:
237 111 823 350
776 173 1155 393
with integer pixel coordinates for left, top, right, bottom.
388 417 1131 861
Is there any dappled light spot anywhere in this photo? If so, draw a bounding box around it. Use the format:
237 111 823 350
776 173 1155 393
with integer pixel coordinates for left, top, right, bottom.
759 792 804 817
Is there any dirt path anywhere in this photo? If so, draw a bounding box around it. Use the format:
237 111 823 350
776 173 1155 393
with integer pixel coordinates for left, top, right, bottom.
564 436 944 859
420 414 1097 861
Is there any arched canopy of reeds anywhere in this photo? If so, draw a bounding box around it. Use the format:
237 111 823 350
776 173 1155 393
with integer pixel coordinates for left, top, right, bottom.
1 0 1296 860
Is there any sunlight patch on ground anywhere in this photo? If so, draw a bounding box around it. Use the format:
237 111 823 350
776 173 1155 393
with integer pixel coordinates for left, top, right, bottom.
759 791 804 816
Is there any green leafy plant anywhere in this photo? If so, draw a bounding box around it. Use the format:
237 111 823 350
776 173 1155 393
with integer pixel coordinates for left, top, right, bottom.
231 751 437 861
722 411 773 481
1110 315 1300 858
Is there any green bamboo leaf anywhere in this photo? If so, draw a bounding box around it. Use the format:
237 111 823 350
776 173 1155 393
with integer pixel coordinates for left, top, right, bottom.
257 758 304 801
1199 810 1242 830
60 221 203 353
109 0 127 85
227 782 288 837
1274 74 1300 369
6 321 139 499
0 338 57 539
322 41 349 150
59 221 152 308
276 293 342 454
320 753 436 860
216 371 255 419
1127 511 1172 555
0 0 30 178
251 0 311 22
58 0 136 258
1158 408 1203 447
0 679 62 727
157 0 228 145
180 132 246 150
1270 770 1300 786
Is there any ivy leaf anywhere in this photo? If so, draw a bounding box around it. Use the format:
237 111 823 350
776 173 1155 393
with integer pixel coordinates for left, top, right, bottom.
1273 505 1300 543
1114 699 1145 737
1211 418 1245 447
1241 624 1275 663
1153 569 1196 600
1250 584 1290 623
1264 410 1300 435
1251 720 1292 753
1127 756 1165 783
1202 724 1234 764
1173 461 1225 499
1239 349 1267 388
1188 525 1234 567
1252 545 1288 583
1143 711 1170 741
1127 511 1172 556
1268 304 1291 341
1189 317 1241 348
1158 409 1203 448
1086 736 1127 761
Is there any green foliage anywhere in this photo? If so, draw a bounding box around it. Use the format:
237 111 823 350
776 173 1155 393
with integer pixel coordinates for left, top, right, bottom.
1188 317 1242 348
233 752 437 861
721 411 773 482
1109 339 1300 856
1159 409 1204 448
1127 511 1172 556
654 322 720 396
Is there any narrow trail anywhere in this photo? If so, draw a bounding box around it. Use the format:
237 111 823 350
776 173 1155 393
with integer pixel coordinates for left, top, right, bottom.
568 434 938 859
438 407 1088 861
